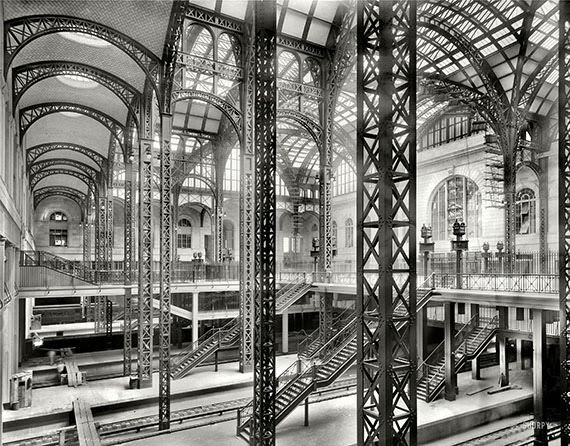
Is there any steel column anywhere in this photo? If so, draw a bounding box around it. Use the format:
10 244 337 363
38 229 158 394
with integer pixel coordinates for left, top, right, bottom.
123 159 135 376
96 194 107 278
214 177 224 263
356 1 417 444
239 3 255 374
559 1 570 443
158 113 173 430
137 81 154 389
252 1 277 444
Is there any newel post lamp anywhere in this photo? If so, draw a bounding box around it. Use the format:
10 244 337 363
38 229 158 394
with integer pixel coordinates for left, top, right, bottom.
481 242 491 274
450 219 469 289
310 237 319 281
496 241 505 274
419 224 435 281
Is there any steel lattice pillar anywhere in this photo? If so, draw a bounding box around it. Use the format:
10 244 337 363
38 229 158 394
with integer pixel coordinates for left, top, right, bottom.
252 1 277 444
214 178 224 263
96 194 107 280
356 1 417 445
123 158 135 376
158 114 173 430
239 3 255 374
559 0 570 443
137 82 154 389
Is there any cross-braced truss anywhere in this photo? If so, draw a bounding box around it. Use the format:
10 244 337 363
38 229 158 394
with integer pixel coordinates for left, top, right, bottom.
20 103 125 154
29 158 99 183
239 4 255 373
356 1 417 444
12 61 140 119
26 142 106 170
252 1 277 444
559 1 570 444
159 115 173 430
30 168 97 195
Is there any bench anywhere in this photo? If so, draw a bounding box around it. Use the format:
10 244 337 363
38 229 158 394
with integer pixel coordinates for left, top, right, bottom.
72 398 101 446
60 358 86 387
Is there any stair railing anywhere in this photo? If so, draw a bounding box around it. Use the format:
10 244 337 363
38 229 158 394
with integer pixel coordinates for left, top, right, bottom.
20 250 97 284
298 307 354 359
418 272 436 289
454 314 478 356
464 315 499 357
2 283 13 311
172 319 233 369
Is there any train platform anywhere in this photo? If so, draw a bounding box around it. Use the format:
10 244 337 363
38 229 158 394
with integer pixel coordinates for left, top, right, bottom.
121 364 533 446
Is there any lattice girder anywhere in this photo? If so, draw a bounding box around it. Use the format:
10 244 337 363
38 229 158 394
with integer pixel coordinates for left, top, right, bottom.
356 1 417 445
29 158 99 183
26 142 106 170
30 167 97 194
12 61 140 120
20 103 125 154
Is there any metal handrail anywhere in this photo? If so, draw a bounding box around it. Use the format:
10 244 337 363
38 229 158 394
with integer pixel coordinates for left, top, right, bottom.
464 315 499 355
298 307 354 358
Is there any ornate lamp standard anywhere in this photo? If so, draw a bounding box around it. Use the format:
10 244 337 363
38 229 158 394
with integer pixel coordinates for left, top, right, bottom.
481 242 491 274
310 237 319 282
451 219 469 289
496 241 505 274
419 224 435 281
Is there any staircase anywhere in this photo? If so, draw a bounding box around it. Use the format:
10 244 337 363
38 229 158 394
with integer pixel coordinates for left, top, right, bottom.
171 318 241 379
20 250 98 285
417 314 499 402
171 274 312 379
237 318 358 441
275 274 312 313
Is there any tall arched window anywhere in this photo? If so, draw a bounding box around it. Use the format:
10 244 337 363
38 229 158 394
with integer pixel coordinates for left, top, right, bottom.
516 188 536 234
430 176 481 240
345 218 354 248
177 218 192 249
49 212 68 246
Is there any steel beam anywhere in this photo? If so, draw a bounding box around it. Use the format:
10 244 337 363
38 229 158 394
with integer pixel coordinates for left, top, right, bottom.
559 1 570 443
252 1 277 444
158 114 173 430
239 2 255 374
356 1 417 444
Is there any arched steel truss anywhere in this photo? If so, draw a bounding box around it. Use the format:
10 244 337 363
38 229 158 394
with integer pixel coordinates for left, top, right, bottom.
30 167 98 194
26 142 106 170
4 15 160 91
20 102 125 154
33 186 87 219
171 89 242 138
12 61 140 121
29 158 100 185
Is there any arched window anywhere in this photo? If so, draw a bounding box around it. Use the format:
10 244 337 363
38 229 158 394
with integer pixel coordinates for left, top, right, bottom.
311 223 318 232
177 218 192 248
49 212 68 247
345 218 354 248
516 188 536 234
278 50 300 110
50 211 68 221
430 176 481 240
332 221 338 248
223 220 234 250
333 159 356 196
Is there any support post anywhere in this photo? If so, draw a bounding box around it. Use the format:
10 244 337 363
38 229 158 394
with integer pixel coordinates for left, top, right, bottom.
192 292 199 343
252 2 277 444
356 1 417 443
158 113 173 430
282 311 289 354
318 292 332 342
471 304 480 380
444 302 457 401
304 398 309 427
0 238 5 445
417 306 426 363
239 11 255 371
516 338 524 370
123 158 135 376
532 309 546 444
558 1 570 443
498 306 509 386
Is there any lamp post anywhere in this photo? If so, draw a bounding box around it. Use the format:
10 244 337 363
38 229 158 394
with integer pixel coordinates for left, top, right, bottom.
419 224 435 282
451 219 469 289
223 248 233 280
481 242 491 274
310 237 320 282
496 241 505 274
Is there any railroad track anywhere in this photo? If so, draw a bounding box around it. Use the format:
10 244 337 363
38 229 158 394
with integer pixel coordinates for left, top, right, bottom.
453 416 561 446
6 377 357 446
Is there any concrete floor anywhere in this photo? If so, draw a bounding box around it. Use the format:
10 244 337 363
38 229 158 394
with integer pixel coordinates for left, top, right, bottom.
9 353 535 445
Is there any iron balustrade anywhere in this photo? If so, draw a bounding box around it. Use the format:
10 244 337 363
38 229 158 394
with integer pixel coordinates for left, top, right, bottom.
433 273 558 294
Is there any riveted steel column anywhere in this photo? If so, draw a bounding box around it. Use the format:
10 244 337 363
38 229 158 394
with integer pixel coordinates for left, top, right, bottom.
138 84 154 389
214 175 224 264
239 2 255 374
356 1 417 444
559 1 570 443
252 1 277 444
123 157 135 376
158 113 172 430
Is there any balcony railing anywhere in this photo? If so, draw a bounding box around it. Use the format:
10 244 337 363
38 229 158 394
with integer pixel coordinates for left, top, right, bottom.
433 273 558 294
